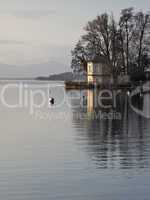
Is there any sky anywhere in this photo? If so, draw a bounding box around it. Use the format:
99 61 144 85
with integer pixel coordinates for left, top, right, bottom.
0 0 149 77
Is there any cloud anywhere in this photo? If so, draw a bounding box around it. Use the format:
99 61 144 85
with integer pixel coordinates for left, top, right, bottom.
11 10 56 18
0 9 56 19
0 40 25 45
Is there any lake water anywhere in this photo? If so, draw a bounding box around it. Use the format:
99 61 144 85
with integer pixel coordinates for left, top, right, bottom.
0 81 150 200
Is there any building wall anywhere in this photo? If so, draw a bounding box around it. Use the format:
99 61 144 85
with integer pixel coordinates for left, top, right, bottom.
87 90 94 113
87 62 93 75
87 61 112 84
93 63 103 74
87 62 94 83
94 75 112 84
88 75 94 83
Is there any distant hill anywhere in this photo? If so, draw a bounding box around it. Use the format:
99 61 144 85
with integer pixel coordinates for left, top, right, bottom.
0 60 69 78
36 72 74 81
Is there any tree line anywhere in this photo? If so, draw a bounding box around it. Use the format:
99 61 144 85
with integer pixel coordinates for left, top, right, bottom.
71 8 150 79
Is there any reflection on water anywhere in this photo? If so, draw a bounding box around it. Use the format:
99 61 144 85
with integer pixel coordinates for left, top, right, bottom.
0 82 150 200
143 93 150 117
70 89 150 169
130 82 150 118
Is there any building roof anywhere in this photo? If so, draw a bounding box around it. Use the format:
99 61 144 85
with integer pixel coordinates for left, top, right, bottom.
88 56 109 64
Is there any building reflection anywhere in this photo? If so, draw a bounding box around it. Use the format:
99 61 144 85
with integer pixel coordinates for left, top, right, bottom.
87 90 94 113
69 89 150 169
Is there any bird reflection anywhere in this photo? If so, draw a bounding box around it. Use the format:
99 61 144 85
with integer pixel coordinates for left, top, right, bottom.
69 89 150 169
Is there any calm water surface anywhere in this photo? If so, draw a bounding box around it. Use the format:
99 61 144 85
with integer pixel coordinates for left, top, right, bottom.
0 81 150 200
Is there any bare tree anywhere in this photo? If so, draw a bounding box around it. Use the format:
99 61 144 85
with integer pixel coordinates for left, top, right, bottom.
134 11 150 70
71 40 87 73
119 8 134 74
71 8 150 80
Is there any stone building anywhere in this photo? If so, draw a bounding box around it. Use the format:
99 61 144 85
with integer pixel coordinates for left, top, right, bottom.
87 56 113 85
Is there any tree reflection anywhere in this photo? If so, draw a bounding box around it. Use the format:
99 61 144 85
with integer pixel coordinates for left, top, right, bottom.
69 89 150 169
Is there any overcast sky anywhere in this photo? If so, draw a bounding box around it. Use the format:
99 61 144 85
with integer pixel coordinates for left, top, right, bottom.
0 0 149 77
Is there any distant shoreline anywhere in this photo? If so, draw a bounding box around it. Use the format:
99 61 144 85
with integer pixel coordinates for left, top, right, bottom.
36 72 74 81
0 72 73 81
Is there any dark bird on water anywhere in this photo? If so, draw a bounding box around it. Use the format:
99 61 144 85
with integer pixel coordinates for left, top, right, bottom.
49 97 55 105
